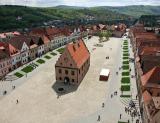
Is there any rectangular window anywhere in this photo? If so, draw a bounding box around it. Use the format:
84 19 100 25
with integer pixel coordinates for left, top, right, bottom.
65 70 68 75
59 69 62 73
71 71 74 75
72 79 74 82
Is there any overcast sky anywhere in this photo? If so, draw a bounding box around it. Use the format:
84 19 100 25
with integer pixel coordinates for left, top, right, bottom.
0 0 160 7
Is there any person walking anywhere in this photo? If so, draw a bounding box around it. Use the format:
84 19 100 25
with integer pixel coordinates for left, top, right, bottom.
111 94 113 98
125 107 127 113
116 91 118 95
97 115 101 121
128 120 130 123
136 95 138 100
120 114 122 119
16 99 19 104
102 103 105 108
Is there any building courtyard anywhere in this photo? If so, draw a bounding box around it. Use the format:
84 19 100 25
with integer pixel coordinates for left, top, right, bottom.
0 36 140 123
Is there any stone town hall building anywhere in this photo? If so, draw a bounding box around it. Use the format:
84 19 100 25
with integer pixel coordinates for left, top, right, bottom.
55 39 90 85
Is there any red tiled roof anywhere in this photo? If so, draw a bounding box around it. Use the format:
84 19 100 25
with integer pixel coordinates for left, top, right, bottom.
30 28 46 35
140 47 160 55
141 66 160 87
67 39 90 68
45 27 60 36
143 90 152 103
135 32 159 41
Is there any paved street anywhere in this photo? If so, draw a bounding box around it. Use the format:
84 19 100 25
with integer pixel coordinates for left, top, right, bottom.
0 36 141 123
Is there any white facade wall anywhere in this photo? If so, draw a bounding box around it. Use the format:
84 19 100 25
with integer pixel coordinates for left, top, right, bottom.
0 58 12 77
37 45 44 56
20 42 29 64
11 53 21 65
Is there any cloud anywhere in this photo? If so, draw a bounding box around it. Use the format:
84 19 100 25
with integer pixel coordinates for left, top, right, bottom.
0 0 160 7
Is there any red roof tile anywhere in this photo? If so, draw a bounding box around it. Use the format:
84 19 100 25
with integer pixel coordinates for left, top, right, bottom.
67 39 90 68
141 66 160 87
140 47 160 55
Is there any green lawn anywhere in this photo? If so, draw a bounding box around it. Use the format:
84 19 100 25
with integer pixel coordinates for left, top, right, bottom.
123 49 129 52
123 48 128 50
14 72 23 78
50 52 57 56
120 95 131 98
21 66 34 73
123 65 130 70
121 85 130 91
123 54 129 57
118 121 128 123
36 59 45 64
122 71 130 76
123 50 129 53
123 46 128 49
121 77 130 83
44 55 51 59
57 48 65 54
123 57 129 60
123 61 129 65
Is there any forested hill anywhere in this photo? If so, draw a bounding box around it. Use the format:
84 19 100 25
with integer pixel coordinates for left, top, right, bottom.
0 5 130 31
0 5 160 31
97 5 160 17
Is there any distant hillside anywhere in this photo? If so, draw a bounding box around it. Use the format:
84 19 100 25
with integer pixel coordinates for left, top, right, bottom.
1 5 160 32
139 15 160 27
95 5 160 17
0 5 130 31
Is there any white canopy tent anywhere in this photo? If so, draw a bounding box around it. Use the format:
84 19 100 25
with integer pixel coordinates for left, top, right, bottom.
99 69 110 81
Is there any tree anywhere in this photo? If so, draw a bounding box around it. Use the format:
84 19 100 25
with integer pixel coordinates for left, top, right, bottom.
98 32 103 42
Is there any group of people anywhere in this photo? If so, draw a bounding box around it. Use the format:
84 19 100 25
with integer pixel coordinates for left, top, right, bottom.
111 91 118 98
124 105 141 123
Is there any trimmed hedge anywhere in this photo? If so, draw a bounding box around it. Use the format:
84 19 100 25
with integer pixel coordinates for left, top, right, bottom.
21 66 34 73
121 85 130 91
122 72 130 76
50 52 57 56
57 48 65 54
123 53 129 56
121 77 130 83
123 65 129 70
123 61 129 65
123 57 129 60
14 72 23 78
44 55 51 59
120 95 131 98
36 59 45 64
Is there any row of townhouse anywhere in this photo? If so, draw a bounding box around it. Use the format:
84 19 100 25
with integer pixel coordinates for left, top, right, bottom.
0 26 88 79
129 24 160 123
89 23 127 38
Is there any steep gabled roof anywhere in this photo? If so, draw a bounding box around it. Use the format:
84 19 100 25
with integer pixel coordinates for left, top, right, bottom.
66 39 90 68
7 35 29 50
141 66 160 86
